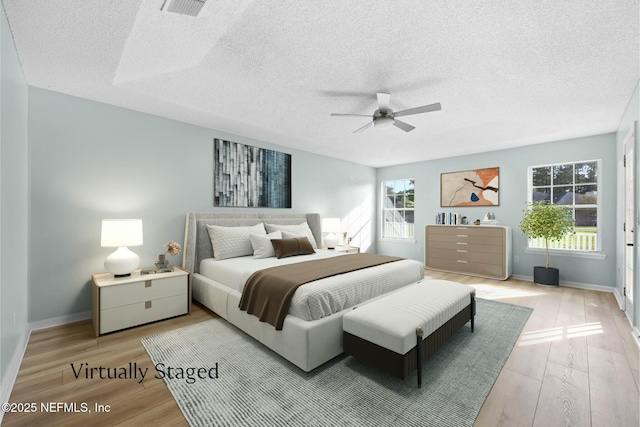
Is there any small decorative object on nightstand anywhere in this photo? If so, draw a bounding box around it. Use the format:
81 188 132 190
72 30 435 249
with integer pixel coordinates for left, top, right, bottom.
155 240 181 269
92 267 191 336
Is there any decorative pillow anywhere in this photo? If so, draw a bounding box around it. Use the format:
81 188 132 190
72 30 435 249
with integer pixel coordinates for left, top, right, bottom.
206 223 266 260
271 237 316 259
249 231 282 258
264 222 318 249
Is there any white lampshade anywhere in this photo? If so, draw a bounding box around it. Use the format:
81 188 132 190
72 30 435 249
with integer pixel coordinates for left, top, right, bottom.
101 219 143 276
322 218 341 249
101 219 143 247
322 218 341 233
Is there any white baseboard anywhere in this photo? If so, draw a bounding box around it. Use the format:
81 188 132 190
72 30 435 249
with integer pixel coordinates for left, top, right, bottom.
29 311 91 332
510 274 616 294
0 310 91 423
0 326 30 423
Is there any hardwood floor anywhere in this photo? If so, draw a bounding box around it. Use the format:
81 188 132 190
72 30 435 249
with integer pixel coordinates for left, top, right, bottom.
2 272 639 426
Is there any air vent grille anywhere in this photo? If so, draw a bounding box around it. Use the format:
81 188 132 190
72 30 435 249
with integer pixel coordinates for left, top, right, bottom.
163 0 207 17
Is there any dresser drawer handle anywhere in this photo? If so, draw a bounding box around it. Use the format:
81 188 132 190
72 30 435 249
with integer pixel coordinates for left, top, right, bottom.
456 234 468 238
456 227 468 230
456 242 468 245
145 301 152 309
145 280 152 288
456 260 468 263
457 249 468 253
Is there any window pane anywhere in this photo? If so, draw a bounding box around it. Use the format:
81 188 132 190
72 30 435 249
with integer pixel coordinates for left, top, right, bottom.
403 210 415 223
575 208 597 227
406 191 414 207
575 162 597 184
532 187 550 202
384 210 396 223
575 185 597 204
385 194 394 208
553 164 573 185
553 186 573 204
532 167 551 186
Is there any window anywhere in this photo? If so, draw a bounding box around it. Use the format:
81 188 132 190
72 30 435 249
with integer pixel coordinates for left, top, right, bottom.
528 160 600 252
382 179 415 239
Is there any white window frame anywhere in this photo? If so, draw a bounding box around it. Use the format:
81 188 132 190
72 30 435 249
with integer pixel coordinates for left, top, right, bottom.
382 178 415 240
526 159 603 257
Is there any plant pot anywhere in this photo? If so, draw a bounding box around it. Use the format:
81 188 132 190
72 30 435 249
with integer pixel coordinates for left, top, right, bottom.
533 266 559 287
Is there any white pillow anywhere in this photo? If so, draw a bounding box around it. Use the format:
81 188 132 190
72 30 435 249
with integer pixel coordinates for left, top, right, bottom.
249 231 282 258
264 222 318 249
206 223 266 260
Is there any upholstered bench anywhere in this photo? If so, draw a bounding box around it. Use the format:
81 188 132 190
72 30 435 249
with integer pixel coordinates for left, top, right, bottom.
343 279 475 387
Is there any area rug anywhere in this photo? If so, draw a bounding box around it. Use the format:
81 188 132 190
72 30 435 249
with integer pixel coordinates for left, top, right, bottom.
142 298 532 427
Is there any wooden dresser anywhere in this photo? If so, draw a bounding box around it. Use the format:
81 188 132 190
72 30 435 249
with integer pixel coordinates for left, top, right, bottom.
425 225 512 280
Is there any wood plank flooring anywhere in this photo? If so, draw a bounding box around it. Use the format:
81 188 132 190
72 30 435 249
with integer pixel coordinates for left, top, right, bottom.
2 272 639 426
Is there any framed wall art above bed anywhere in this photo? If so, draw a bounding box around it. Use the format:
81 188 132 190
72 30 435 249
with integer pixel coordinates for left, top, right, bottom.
440 167 500 207
213 139 292 208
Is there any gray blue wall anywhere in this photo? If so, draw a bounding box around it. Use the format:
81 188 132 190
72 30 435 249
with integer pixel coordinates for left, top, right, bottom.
27 88 377 322
0 5 29 382
376 133 618 288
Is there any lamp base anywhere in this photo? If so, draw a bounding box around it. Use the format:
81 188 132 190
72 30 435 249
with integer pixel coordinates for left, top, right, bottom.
324 233 339 249
105 247 140 276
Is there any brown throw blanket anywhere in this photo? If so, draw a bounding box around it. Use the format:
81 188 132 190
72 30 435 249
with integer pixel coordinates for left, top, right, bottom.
238 253 403 330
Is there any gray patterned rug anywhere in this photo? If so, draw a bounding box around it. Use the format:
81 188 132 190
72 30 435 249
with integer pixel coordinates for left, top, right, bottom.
142 298 531 427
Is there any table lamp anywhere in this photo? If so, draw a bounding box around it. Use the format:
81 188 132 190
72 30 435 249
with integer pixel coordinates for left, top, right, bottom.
322 218 341 249
101 219 143 277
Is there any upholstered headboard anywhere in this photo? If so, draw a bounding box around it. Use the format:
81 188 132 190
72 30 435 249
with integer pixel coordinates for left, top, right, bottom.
182 212 322 274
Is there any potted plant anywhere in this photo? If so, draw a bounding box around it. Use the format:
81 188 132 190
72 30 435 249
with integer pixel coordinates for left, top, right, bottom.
519 201 575 286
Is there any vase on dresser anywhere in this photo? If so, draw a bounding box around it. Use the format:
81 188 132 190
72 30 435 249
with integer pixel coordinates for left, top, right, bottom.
155 254 169 269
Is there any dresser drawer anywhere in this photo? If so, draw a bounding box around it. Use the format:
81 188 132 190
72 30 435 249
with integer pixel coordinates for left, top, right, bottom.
428 226 503 238
100 276 186 309
429 248 503 265
427 233 503 246
428 239 503 253
427 258 504 279
100 294 188 334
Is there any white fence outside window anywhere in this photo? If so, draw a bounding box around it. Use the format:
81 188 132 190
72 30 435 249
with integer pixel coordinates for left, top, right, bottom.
529 232 597 252
384 222 415 239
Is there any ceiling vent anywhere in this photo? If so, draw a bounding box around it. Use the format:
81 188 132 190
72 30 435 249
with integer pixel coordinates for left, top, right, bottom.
162 0 207 17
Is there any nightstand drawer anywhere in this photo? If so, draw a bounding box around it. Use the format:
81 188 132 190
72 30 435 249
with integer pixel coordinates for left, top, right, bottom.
100 276 186 309
100 294 188 334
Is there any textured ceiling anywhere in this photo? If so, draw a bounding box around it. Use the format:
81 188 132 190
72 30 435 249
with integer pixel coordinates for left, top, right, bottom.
3 0 639 167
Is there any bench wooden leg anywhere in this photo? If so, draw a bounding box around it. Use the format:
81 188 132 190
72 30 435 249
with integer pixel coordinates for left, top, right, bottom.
416 327 424 388
471 295 475 332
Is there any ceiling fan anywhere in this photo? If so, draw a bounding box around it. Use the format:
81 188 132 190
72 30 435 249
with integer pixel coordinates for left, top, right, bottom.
330 92 441 133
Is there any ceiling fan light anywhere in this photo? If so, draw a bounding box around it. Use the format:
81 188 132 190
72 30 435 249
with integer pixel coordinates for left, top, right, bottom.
374 116 394 129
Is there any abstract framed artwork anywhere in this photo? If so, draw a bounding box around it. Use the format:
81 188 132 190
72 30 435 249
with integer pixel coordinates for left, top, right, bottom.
440 167 500 207
213 139 291 208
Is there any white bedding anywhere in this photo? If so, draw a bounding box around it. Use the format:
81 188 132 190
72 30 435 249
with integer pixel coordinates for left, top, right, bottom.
199 250 425 322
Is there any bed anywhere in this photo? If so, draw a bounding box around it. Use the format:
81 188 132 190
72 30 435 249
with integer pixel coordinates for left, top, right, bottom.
183 212 425 372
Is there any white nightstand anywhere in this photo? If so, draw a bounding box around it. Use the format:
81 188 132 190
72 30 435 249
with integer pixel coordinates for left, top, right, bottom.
91 267 191 336
333 246 360 254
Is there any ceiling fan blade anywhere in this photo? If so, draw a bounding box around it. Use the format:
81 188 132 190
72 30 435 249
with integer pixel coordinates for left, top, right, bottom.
393 119 415 132
353 121 374 133
377 92 391 113
330 113 371 117
395 102 442 117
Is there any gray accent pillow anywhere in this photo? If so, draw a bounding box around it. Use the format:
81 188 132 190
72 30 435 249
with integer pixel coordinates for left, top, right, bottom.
206 223 266 260
249 231 282 258
264 222 318 249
